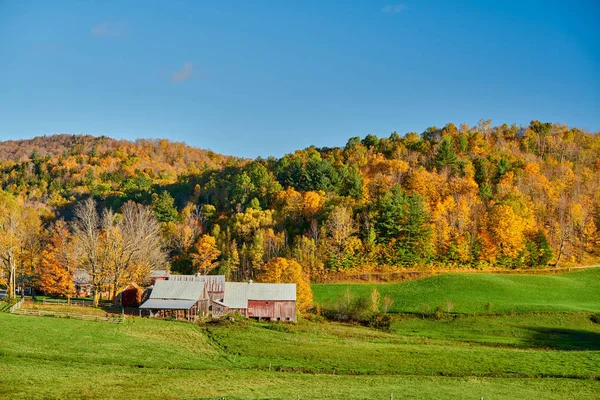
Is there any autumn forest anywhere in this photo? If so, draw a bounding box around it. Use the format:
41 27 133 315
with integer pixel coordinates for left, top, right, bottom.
1 120 599 301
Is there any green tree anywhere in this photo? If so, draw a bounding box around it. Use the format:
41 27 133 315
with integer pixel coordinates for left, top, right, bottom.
151 191 178 222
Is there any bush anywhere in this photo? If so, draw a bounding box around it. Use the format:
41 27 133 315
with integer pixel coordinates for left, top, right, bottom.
305 313 325 323
484 302 494 314
368 312 392 331
321 289 392 330
590 314 600 324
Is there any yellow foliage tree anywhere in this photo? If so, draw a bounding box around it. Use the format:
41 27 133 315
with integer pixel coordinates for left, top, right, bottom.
192 234 221 275
258 257 313 312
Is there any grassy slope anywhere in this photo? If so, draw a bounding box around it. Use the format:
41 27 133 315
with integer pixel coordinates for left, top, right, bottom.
0 312 599 399
312 268 600 314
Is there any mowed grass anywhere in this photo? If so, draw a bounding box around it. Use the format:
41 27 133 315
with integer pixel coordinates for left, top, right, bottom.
2 357 599 400
205 314 600 379
0 313 219 370
1 312 599 399
312 268 600 314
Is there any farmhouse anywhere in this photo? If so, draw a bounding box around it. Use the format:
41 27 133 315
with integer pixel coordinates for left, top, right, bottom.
73 269 92 297
213 281 297 322
169 274 225 301
139 279 209 320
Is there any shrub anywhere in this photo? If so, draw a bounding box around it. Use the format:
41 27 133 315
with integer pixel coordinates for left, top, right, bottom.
322 289 392 330
590 314 600 324
368 312 392 331
484 302 494 314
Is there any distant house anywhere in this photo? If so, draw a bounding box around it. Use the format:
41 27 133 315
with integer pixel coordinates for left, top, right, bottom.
139 279 209 320
150 270 170 285
169 274 225 301
213 281 296 322
73 269 92 297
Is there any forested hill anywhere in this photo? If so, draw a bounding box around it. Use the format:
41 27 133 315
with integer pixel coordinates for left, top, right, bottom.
1 121 599 282
0 134 244 166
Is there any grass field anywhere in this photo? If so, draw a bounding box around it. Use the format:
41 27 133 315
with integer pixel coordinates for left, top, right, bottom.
312 268 600 314
0 311 599 399
1 268 599 399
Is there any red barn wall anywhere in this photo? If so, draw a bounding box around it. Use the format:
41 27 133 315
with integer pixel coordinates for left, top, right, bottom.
248 300 296 322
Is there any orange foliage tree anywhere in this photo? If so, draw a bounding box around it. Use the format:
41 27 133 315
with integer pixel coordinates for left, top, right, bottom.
38 220 74 297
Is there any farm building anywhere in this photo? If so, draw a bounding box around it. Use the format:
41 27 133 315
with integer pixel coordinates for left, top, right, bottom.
139 279 209 320
150 269 170 285
73 269 92 297
119 283 143 307
169 274 225 301
213 281 297 322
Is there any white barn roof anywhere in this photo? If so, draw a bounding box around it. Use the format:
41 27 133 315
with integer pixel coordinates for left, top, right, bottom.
148 280 205 301
169 275 225 292
139 299 197 310
222 282 296 309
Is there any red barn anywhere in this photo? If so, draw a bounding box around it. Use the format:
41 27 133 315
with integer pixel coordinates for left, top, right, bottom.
150 270 170 285
120 283 143 307
214 281 296 322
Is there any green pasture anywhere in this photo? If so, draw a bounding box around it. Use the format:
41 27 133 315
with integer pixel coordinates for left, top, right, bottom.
0 311 599 399
312 268 600 314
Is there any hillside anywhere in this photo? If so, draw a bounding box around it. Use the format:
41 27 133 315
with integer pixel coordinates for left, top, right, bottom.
1 121 599 293
313 268 600 314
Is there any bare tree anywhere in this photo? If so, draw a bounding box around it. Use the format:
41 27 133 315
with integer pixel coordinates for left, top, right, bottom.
108 201 166 300
72 198 108 306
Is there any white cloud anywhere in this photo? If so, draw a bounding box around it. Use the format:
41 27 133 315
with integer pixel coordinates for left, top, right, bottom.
91 21 126 37
171 62 194 83
381 4 406 13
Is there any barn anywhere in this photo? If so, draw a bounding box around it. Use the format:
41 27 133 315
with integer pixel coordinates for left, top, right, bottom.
169 274 225 301
139 279 209 320
150 269 170 285
214 281 297 322
120 283 143 307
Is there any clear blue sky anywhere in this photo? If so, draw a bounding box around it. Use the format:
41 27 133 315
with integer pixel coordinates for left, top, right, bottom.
1 0 598 158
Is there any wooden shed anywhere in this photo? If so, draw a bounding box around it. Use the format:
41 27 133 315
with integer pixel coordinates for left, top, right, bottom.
120 283 143 307
214 281 296 322
139 280 209 320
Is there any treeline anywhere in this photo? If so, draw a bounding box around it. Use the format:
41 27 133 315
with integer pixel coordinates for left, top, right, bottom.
1 120 599 294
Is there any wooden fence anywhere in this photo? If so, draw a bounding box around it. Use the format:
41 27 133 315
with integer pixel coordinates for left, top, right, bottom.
14 308 124 323
9 299 23 313
42 298 113 307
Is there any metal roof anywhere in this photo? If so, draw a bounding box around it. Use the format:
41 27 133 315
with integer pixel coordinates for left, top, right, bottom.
221 282 296 309
169 275 225 292
223 282 250 309
139 299 197 310
149 280 206 301
150 270 170 278
249 283 296 301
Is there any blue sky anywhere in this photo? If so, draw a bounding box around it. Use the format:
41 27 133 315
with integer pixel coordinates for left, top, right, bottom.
0 0 598 158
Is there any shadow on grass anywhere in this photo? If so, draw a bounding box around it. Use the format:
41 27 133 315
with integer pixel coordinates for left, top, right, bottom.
524 327 600 350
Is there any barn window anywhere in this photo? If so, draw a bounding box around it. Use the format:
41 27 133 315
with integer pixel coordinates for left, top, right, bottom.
286 317 290 321
265 302 269 304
